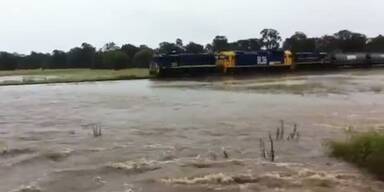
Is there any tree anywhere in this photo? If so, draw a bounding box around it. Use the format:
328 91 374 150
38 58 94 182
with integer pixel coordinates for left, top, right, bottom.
230 39 261 51
316 35 338 52
93 51 105 69
366 35 384 52
334 30 354 41
291 32 307 40
121 44 140 66
205 44 213 53
212 36 229 52
139 44 150 49
185 42 205 54
67 43 96 68
67 47 83 68
50 50 67 68
260 29 282 50
132 49 153 68
0 52 18 70
121 44 140 59
102 42 119 52
283 32 316 52
248 39 262 51
347 33 367 52
334 30 367 52
158 42 183 54
102 50 130 70
21 52 50 69
176 38 183 47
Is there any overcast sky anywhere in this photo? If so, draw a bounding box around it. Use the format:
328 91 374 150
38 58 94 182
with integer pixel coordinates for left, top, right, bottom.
0 0 382 54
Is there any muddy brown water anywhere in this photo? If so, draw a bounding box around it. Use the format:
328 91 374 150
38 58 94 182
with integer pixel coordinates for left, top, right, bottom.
1 69 384 192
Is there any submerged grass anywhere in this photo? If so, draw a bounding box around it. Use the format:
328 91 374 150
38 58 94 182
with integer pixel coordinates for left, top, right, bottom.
0 68 149 86
328 131 384 180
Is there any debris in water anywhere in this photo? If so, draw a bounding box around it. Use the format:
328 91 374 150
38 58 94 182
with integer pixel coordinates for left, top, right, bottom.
161 173 260 185
182 159 244 169
276 127 281 140
13 185 42 192
268 133 275 162
106 159 160 173
287 123 300 141
222 148 229 159
124 183 139 192
160 152 176 161
92 124 102 137
161 173 235 185
1 148 34 157
280 120 285 140
208 151 218 160
94 176 106 185
302 177 336 188
0 140 8 154
68 130 76 135
43 149 72 162
259 138 267 159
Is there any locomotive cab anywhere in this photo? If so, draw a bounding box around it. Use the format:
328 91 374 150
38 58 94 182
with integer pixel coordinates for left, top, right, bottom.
216 51 236 73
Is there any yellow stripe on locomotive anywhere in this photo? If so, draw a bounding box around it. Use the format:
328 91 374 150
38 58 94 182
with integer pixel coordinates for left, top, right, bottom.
216 50 294 73
216 51 236 73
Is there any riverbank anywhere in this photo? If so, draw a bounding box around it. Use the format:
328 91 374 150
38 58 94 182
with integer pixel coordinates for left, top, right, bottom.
0 68 150 86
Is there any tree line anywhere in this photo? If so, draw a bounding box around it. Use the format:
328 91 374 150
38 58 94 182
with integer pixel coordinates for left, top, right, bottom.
0 42 153 70
1 29 384 70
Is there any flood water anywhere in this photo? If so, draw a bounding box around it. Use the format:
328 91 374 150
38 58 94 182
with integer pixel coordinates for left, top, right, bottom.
1 69 384 192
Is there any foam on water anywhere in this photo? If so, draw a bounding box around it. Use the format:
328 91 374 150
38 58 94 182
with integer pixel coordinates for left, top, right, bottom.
106 159 161 173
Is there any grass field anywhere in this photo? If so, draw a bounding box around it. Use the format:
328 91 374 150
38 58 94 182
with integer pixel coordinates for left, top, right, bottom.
0 68 150 86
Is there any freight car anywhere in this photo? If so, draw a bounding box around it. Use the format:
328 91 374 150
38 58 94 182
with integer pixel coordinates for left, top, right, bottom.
291 52 384 68
281 52 384 68
294 52 329 65
330 53 369 67
368 53 384 65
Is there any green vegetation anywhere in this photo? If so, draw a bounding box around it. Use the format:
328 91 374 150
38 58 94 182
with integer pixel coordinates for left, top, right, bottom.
2 29 384 71
328 131 384 180
0 68 149 86
0 43 153 71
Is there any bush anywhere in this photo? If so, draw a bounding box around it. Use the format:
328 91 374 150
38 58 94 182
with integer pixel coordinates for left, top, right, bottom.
328 131 384 180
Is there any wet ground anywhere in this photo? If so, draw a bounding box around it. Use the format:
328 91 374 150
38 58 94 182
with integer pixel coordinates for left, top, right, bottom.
1 69 384 192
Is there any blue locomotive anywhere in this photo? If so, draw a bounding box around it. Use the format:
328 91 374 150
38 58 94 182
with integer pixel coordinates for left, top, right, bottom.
149 53 216 76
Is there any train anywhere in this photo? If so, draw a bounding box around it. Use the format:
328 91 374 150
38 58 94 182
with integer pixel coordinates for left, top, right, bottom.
149 50 384 76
